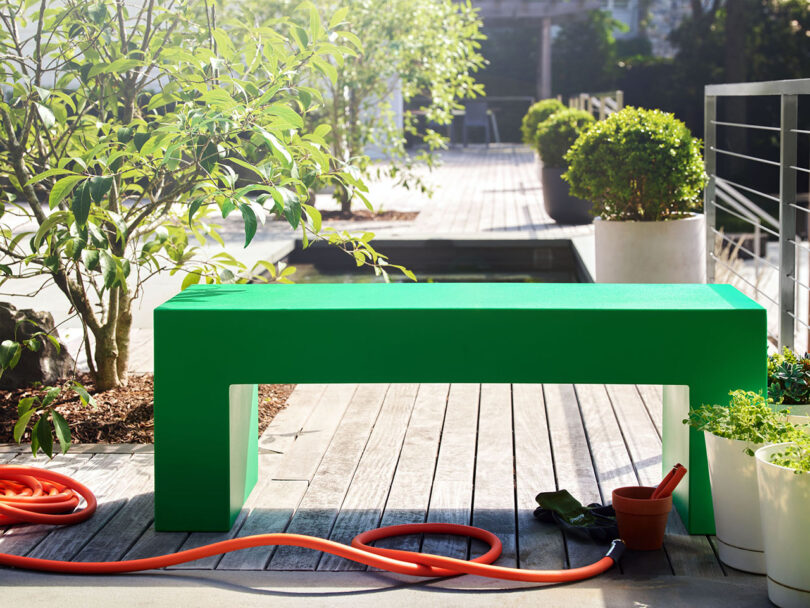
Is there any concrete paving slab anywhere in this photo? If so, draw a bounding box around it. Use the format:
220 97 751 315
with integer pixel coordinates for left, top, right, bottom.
0 570 769 608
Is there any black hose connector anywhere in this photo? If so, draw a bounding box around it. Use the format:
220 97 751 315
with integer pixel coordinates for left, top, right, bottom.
606 539 626 563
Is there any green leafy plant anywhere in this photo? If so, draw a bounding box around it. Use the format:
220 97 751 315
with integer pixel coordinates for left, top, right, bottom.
243 0 486 213
769 435 810 474
520 98 566 146
684 390 799 455
0 0 412 455
534 109 595 169
564 107 706 221
768 347 810 406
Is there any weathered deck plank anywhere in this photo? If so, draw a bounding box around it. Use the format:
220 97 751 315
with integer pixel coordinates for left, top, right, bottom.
512 383 565 570
542 384 607 570
71 453 155 562
269 384 388 570
318 383 419 571
471 383 516 567
422 383 480 561
273 383 358 482
374 384 450 556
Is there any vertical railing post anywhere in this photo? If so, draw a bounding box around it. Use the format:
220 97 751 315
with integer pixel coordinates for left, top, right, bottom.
704 94 717 284
616 90 624 111
779 94 798 350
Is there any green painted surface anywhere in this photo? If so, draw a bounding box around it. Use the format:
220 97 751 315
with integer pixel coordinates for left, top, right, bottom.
154 283 766 532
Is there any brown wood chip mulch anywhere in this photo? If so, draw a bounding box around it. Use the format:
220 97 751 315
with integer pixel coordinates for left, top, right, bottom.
0 373 295 445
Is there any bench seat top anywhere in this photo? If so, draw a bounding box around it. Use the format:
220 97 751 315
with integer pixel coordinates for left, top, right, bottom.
157 283 761 313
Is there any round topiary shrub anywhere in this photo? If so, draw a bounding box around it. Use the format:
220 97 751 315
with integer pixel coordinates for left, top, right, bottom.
520 98 566 145
535 109 595 169
564 107 706 221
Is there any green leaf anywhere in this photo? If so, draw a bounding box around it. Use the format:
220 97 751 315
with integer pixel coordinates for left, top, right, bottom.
33 210 68 249
73 382 95 407
181 271 201 291
117 127 134 144
99 251 117 288
103 57 143 74
13 408 35 443
303 203 321 232
133 132 150 151
17 396 36 417
35 103 55 128
312 57 337 85
188 198 205 228
89 176 113 203
329 6 349 28
267 104 303 129
35 417 53 459
0 340 21 369
81 248 100 271
284 200 302 229
49 175 86 209
240 204 257 247
52 410 71 454
72 180 92 227
25 168 75 187
258 129 292 165
41 386 61 408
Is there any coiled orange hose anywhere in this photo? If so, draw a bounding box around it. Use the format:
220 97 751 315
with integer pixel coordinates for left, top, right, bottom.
0 465 623 581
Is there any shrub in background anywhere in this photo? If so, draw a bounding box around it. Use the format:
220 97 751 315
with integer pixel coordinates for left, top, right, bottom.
534 109 594 169
520 98 566 145
564 107 705 221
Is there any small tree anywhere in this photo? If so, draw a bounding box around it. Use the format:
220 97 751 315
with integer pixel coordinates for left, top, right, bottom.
245 0 486 214
0 1 409 454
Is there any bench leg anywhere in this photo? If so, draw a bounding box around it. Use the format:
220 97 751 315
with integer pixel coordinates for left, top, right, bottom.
663 385 716 534
154 382 258 532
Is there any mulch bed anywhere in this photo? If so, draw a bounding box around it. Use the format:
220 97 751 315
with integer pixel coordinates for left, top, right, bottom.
318 210 419 222
0 373 295 445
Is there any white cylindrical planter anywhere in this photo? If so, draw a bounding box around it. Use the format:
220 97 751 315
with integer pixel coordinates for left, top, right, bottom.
755 443 810 608
594 213 706 283
704 431 766 573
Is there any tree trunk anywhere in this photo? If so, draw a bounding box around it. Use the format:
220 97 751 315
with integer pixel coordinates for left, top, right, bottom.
93 325 120 391
336 182 352 214
115 295 132 386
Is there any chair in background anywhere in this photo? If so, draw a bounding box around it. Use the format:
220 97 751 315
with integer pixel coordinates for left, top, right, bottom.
462 101 491 147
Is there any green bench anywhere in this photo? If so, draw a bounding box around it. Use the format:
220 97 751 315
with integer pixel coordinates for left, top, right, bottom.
154 283 765 533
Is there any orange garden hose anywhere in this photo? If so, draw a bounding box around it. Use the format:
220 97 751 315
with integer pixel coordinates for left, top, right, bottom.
0 465 624 581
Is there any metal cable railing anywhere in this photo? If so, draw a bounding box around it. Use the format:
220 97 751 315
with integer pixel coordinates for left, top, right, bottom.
705 78 810 350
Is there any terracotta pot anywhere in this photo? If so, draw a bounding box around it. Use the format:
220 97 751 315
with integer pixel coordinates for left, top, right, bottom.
612 486 672 551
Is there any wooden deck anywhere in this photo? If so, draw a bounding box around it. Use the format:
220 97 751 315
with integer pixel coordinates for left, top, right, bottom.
0 382 762 590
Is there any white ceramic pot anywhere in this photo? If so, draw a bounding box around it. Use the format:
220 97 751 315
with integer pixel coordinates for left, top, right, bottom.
594 213 706 283
704 431 766 573
755 443 810 608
